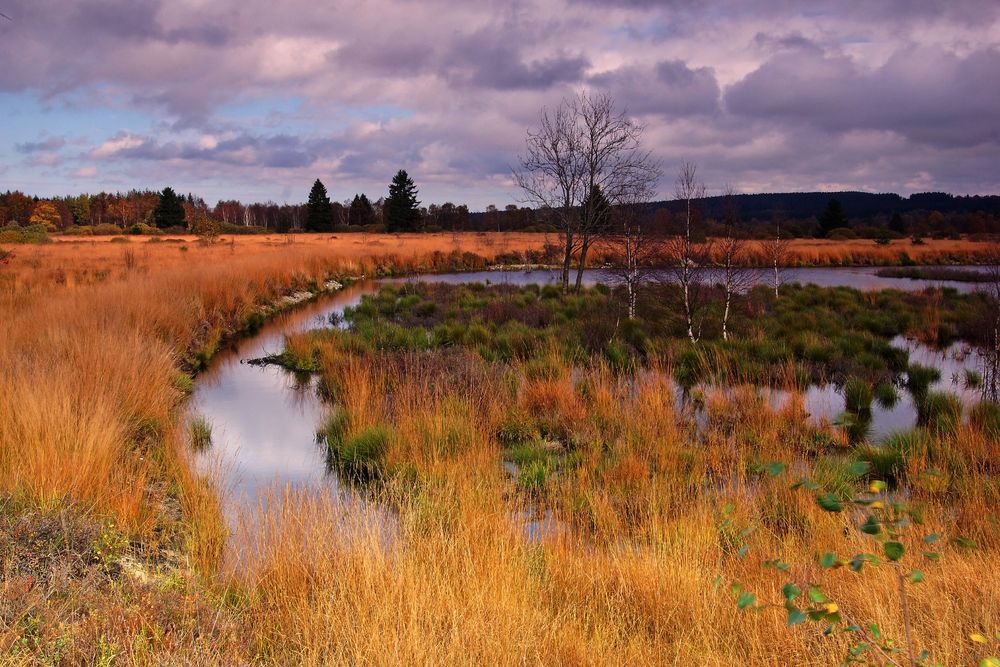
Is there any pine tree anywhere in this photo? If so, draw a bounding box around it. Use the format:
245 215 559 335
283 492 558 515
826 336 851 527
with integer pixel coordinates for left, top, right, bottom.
153 187 186 229
349 193 375 227
384 170 421 232
306 179 333 232
819 197 847 237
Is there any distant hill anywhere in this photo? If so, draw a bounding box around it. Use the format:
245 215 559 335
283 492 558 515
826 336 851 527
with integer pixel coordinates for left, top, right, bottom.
637 191 1000 221
469 190 1000 235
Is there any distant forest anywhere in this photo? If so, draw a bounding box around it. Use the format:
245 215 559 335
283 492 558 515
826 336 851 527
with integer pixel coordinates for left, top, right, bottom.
480 191 1000 239
2 186 998 239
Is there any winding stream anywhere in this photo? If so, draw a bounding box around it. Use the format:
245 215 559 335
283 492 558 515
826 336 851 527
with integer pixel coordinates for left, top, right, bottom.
190 267 991 527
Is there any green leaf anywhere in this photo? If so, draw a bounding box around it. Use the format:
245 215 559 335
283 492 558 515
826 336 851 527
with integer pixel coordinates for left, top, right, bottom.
820 552 839 568
762 461 787 477
792 478 820 492
737 544 750 558
848 460 871 477
923 533 941 544
908 569 924 584
860 515 881 535
979 658 1000 667
884 541 905 562
786 607 807 626
953 536 978 549
923 551 940 561
808 586 829 604
782 583 801 601
869 623 882 640
849 553 879 572
737 591 757 610
817 493 844 512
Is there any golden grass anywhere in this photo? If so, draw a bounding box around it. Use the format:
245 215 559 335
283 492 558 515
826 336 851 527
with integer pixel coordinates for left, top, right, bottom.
0 232 997 665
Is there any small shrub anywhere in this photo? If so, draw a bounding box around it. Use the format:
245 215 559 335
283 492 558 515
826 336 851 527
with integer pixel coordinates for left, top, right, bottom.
92 522 129 572
93 223 124 235
0 223 49 244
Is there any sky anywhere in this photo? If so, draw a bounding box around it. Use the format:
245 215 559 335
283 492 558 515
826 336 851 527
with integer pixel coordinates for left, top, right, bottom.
1 0 998 210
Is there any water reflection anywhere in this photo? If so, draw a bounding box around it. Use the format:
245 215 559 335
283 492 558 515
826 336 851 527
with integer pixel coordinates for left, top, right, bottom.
190 267 990 537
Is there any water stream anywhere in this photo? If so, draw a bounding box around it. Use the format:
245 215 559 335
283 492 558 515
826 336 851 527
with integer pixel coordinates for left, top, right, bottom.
190 267 992 528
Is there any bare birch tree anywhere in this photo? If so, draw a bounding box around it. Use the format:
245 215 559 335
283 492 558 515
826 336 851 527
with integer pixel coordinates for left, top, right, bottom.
717 186 756 341
759 207 790 298
604 180 661 320
663 162 708 342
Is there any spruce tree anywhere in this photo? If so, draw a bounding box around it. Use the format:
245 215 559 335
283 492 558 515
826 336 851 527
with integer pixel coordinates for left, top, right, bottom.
581 184 611 232
349 193 375 227
384 170 421 232
819 197 847 237
306 179 333 232
153 187 186 229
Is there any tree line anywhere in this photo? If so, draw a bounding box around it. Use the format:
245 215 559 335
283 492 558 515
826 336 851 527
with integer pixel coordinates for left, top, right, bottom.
0 169 471 235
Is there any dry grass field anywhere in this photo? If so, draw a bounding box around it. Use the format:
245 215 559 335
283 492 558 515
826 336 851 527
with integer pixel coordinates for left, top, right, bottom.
0 232 997 665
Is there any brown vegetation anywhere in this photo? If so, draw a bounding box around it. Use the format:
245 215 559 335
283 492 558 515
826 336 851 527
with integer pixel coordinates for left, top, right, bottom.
0 233 997 665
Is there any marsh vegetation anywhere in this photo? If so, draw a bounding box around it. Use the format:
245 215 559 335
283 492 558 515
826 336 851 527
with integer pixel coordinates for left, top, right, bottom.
1 235 998 665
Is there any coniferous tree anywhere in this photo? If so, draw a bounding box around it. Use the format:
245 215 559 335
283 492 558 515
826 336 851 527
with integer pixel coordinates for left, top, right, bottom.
384 170 421 232
153 187 186 229
306 179 333 232
819 197 848 237
889 212 907 235
349 193 375 227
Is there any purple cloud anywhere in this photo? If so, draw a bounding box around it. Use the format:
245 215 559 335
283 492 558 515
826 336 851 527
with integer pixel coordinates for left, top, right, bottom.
0 0 998 205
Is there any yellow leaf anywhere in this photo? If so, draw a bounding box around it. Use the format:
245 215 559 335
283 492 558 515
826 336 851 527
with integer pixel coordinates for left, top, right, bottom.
824 603 839 614
971 633 988 644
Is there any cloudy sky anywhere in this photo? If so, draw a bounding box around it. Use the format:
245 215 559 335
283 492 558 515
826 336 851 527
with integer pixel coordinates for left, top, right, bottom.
1 0 998 209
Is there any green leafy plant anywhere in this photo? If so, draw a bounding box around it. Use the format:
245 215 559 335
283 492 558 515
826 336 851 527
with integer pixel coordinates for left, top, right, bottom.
722 462 995 667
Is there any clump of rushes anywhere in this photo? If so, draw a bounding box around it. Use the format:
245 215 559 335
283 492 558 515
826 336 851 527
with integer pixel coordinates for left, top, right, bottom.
328 424 393 482
189 416 213 451
317 406 349 449
918 390 963 435
963 369 983 390
842 376 873 415
969 401 1000 439
855 428 932 486
904 363 941 401
873 381 900 409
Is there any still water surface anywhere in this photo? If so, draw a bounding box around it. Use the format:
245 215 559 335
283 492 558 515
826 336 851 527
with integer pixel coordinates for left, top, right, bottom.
190 267 990 527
